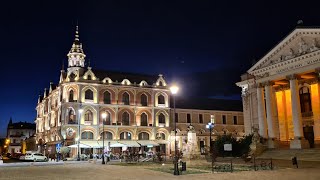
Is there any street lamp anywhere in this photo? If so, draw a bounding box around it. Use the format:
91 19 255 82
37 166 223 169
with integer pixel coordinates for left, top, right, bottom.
77 108 83 161
170 85 179 176
206 115 215 172
101 112 107 165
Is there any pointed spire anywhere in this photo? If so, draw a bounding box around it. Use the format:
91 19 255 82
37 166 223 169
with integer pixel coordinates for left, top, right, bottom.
74 25 80 45
61 59 65 71
67 25 86 68
49 82 53 93
43 88 47 98
9 117 13 125
38 95 41 104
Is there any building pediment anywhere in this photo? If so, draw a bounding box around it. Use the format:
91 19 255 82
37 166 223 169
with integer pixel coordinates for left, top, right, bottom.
249 28 320 77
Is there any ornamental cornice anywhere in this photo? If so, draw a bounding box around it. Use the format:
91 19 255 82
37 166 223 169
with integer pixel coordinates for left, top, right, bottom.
251 50 320 78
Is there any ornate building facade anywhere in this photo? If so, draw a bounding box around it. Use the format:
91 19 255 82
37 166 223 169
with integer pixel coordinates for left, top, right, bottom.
237 27 320 149
35 27 244 157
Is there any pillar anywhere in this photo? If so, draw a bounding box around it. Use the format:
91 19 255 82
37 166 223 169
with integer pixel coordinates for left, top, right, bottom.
288 75 308 149
265 82 278 148
310 82 320 143
257 85 268 138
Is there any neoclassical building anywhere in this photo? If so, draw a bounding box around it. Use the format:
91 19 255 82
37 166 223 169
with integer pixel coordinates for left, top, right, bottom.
237 27 320 149
35 27 244 157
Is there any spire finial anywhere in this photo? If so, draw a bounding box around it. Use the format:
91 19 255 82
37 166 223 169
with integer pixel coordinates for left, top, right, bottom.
75 25 80 43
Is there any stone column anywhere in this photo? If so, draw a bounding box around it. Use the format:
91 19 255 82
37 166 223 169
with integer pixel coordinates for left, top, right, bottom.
287 75 307 149
265 82 278 148
257 84 268 138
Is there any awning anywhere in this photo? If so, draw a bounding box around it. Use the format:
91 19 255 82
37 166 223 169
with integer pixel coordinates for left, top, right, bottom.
155 140 170 144
68 143 91 148
110 142 126 148
118 140 140 147
137 140 159 146
81 140 117 148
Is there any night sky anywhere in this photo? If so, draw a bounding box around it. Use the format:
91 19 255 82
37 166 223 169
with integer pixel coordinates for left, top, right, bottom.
1 0 320 137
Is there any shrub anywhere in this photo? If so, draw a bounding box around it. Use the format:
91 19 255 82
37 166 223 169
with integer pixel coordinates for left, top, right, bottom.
213 134 252 157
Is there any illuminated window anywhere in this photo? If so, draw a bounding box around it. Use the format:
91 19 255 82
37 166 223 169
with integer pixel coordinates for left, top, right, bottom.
69 90 74 102
156 133 165 140
122 92 130 105
81 131 93 139
122 112 130 126
138 132 149 140
103 91 111 104
158 95 165 104
120 132 131 140
159 113 165 124
68 109 76 124
101 112 111 125
85 89 93 100
101 131 113 140
299 87 312 113
141 113 148 126
84 110 93 122
141 94 148 106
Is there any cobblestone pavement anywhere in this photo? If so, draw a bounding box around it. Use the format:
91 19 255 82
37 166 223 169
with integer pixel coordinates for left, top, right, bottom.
0 163 320 180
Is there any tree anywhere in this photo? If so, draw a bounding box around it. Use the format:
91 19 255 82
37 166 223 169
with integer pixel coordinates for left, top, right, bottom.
60 147 70 160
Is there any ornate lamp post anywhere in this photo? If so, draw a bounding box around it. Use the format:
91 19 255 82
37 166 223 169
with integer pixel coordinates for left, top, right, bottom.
206 115 215 172
77 108 83 161
101 112 107 165
170 85 179 176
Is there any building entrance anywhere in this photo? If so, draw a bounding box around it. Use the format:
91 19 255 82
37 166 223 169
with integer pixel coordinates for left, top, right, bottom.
303 126 314 148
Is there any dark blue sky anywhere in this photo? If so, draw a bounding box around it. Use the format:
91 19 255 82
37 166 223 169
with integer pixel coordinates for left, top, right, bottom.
1 0 320 137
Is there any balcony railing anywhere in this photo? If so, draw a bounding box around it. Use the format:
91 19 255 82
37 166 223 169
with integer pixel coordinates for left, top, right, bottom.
68 121 78 124
302 111 313 118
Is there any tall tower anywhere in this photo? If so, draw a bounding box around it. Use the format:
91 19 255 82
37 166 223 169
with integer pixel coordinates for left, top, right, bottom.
67 26 86 72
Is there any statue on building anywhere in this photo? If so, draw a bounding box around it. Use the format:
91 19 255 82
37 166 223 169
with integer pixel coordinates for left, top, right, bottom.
298 38 308 54
285 48 296 60
310 38 319 52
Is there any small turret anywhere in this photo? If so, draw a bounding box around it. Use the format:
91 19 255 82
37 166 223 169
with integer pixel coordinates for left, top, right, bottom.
67 26 86 70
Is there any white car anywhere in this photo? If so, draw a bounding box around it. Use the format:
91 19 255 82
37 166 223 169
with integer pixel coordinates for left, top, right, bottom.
24 153 47 162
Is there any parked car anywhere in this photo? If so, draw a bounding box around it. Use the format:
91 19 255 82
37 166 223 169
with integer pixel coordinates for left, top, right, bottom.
24 153 47 162
19 155 25 161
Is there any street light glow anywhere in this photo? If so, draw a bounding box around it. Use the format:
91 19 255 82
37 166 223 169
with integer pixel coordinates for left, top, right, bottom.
170 85 179 95
101 112 107 119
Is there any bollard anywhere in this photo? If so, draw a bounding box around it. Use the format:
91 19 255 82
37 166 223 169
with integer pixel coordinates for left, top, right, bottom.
253 156 257 171
230 159 233 173
270 158 273 170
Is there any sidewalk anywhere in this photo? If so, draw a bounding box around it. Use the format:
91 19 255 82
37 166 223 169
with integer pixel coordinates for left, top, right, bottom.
0 160 89 167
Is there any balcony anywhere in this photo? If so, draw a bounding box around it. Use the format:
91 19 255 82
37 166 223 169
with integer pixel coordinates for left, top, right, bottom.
302 111 313 118
68 120 78 125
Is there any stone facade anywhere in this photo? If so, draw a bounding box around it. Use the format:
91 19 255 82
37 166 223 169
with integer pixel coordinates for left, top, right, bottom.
237 27 320 149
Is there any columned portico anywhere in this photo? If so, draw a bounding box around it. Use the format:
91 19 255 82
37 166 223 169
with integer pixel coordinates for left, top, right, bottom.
237 27 320 149
265 82 278 148
257 85 268 138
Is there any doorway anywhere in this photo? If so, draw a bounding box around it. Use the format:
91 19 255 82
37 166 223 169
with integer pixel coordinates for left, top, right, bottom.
303 126 314 148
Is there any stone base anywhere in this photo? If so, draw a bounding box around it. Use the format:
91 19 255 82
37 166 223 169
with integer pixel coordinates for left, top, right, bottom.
249 143 267 156
267 139 279 149
290 138 309 149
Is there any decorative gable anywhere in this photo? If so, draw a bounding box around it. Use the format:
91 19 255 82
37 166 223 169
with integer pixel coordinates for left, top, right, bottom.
83 67 98 80
249 28 320 77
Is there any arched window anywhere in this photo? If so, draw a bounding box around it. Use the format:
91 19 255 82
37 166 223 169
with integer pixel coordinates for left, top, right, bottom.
68 109 76 124
84 110 93 122
122 112 130 126
299 87 312 113
159 113 165 124
120 132 131 140
156 133 166 140
69 90 74 102
159 81 163 86
138 132 149 140
85 89 94 100
141 113 148 126
81 131 93 139
87 75 92 80
101 131 113 140
158 94 165 104
141 94 148 106
103 91 111 104
69 73 76 81
122 92 130 105
101 112 111 125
